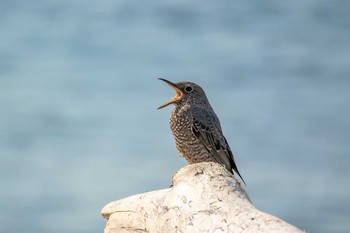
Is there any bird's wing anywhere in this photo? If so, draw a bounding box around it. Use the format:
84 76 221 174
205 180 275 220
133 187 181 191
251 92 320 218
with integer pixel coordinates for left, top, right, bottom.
191 106 245 184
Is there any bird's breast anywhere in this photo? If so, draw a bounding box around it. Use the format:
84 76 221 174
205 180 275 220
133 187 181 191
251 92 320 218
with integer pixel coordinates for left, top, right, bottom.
170 106 192 136
170 106 200 151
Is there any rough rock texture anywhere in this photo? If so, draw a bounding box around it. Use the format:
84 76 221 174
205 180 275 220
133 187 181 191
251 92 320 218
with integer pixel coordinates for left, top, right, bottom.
101 162 304 233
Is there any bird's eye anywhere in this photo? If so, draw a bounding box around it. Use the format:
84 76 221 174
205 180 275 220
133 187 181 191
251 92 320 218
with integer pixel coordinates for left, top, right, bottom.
185 86 193 93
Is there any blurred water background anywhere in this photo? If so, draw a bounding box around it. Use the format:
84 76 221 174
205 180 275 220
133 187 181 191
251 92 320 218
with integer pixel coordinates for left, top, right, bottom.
1 0 350 232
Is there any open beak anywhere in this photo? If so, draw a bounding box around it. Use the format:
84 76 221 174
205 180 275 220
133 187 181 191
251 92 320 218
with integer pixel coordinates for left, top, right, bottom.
158 78 183 109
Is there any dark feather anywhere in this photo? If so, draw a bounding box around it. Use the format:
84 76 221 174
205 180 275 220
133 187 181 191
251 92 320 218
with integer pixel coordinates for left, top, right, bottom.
191 107 246 185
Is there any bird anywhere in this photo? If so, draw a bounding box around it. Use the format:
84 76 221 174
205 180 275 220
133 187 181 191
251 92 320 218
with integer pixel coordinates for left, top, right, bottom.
158 78 245 184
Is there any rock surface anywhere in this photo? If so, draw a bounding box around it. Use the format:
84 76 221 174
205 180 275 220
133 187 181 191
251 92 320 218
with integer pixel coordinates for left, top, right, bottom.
101 162 304 233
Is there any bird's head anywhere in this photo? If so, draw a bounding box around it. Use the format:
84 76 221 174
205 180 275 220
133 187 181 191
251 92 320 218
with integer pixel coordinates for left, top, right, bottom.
158 78 209 109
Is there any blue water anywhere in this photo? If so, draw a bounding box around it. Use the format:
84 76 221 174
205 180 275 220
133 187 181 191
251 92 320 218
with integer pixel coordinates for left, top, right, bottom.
1 1 350 232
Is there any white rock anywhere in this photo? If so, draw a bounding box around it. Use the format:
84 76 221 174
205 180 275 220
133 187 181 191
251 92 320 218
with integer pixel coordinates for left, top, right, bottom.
101 162 304 233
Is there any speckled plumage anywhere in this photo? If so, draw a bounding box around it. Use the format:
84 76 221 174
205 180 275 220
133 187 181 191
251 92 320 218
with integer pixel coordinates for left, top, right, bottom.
158 79 245 184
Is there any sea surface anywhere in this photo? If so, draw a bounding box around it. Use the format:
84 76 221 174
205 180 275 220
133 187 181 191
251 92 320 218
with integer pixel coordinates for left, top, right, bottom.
1 1 349 232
